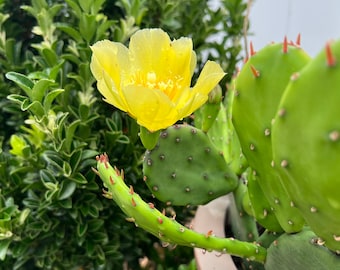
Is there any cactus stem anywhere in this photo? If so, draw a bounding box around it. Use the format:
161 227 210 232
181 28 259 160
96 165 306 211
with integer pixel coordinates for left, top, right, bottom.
325 42 336 67
283 36 288 53
296 33 301 46
250 41 256 56
250 65 260 77
97 154 267 263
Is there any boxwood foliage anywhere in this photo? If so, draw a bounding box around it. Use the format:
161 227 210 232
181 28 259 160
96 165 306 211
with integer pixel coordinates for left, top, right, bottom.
0 0 247 269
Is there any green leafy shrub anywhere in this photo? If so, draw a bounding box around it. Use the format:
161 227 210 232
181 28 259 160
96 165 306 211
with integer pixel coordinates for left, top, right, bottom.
0 0 247 268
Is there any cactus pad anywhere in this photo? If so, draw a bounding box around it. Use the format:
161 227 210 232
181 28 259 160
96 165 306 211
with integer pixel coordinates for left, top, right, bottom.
272 39 340 252
143 124 238 206
265 227 340 270
232 40 310 232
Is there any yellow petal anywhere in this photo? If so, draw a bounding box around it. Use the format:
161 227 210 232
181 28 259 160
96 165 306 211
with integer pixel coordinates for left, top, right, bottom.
90 40 130 88
178 61 225 117
129 29 172 76
99 70 128 112
122 85 179 131
166 37 195 86
192 60 226 95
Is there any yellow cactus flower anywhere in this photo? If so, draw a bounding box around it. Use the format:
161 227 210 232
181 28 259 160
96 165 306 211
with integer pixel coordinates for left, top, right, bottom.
90 28 225 132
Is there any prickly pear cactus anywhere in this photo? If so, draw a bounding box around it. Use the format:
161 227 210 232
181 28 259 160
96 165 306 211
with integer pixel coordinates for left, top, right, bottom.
95 153 267 263
265 227 340 270
143 124 238 206
272 39 340 252
232 39 310 232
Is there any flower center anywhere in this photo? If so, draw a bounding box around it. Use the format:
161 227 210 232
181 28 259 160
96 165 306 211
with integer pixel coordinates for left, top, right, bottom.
130 71 183 100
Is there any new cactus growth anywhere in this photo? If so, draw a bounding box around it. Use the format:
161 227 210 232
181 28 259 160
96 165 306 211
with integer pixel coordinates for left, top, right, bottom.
232 39 310 233
95 153 267 263
272 39 340 252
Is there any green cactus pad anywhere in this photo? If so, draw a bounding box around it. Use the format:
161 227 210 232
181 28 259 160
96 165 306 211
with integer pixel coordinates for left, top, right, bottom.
143 124 238 206
232 41 310 232
272 39 340 252
265 227 340 270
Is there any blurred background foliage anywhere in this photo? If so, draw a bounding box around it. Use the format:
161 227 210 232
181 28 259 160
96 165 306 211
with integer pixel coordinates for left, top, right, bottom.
0 0 247 269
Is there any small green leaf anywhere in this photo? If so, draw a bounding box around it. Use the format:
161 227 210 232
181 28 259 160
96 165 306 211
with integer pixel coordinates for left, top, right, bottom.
7 94 28 106
6 72 34 98
58 198 72 209
21 100 45 120
87 219 104 232
79 104 90 121
5 38 16 64
0 239 11 261
77 222 88 237
41 47 58 67
56 23 83 43
58 180 76 200
69 173 88 184
43 89 64 112
63 161 72 177
79 13 96 43
31 79 54 102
